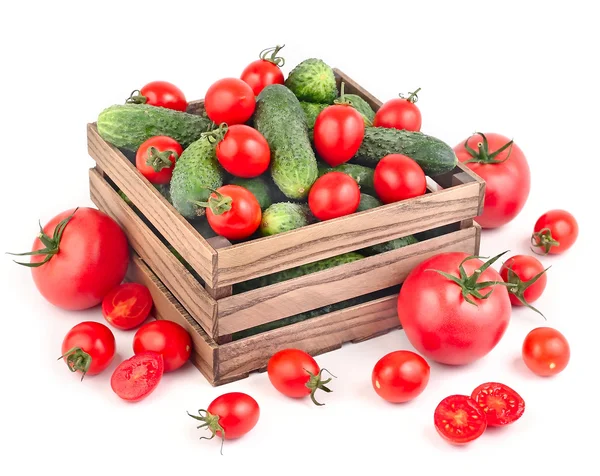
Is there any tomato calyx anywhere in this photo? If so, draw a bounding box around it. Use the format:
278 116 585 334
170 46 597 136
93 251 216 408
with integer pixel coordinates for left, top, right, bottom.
305 368 336 406
333 81 353 107
58 346 92 381
428 251 516 306
400 87 421 104
125 89 147 105
201 122 228 144
9 208 78 268
145 146 178 172
463 132 514 164
504 265 550 318
531 228 560 255
259 44 286 66
193 189 232 216
187 409 226 454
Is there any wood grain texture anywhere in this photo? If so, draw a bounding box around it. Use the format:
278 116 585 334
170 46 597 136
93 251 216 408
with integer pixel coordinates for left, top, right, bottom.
186 99 205 115
87 123 217 286
216 226 478 336
89 168 218 336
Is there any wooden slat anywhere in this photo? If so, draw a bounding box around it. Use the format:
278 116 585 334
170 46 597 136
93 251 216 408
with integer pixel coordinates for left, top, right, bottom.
215 181 480 286
216 226 478 336
89 168 218 336
87 123 217 286
334 68 382 111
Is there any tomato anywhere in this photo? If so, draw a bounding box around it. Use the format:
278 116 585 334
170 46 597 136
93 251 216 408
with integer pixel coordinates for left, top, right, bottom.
434 395 487 445
126 81 187 112
204 78 255 125
471 382 525 427
188 392 260 452
60 321 116 379
133 320 192 372
314 89 365 167
397 251 512 365
11 208 129 310
522 327 570 377
308 172 361 221
267 349 335 406
454 132 530 229
531 209 579 255
500 255 549 315
214 124 270 178
371 350 430 403
135 136 182 185
373 88 422 131
240 45 285 96
102 283 153 331
111 351 164 402
373 154 427 204
199 185 261 240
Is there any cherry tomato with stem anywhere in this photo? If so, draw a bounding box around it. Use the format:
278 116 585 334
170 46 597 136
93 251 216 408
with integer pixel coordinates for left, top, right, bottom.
111 351 164 402
210 124 270 178
204 78 255 125
371 350 430 403
308 172 361 221
60 321 116 380
135 136 182 185
133 320 192 372
240 44 285 96
522 327 570 376
374 154 427 204
531 209 578 255
470 382 525 427
434 395 487 445
126 81 187 112
500 255 549 317
374 87 422 131
102 282 153 330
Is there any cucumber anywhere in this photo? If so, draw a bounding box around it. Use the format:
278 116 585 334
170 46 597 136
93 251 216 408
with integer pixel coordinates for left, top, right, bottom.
344 94 375 124
260 202 312 236
229 176 272 210
357 193 382 212
97 104 212 151
254 85 318 199
318 163 375 192
169 137 224 219
285 58 338 104
362 235 418 256
299 102 327 130
353 127 458 176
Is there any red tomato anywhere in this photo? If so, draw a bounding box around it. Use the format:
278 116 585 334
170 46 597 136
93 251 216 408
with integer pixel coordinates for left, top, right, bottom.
135 136 182 185
434 395 487 445
471 382 525 427
133 320 192 372
314 85 365 166
102 283 153 330
11 208 129 310
127 81 187 112
201 185 262 240
204 78 256 125
267 349 335 406
531 209 579 255
60 321 116 379
397 251 512 365
308 172 361 221
500 255 549 314
373 154 427 204
111 351 164 402
215 124 270 178
522 327 570 377
240 45 285 96
373 88 422 131
371 350 430 403
454 133 530 229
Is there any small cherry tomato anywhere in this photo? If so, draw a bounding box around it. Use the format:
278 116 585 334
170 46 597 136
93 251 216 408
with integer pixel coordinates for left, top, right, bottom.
373 88 422 131
500 255 549 315
308 172 361 221
240 45 285 96
102 282 153 330
204 78 256 125
371 350 430 403
126 81 187 112
60 321 116 379
374 154 427 204
434 395 487 445
215 124 270 178
111 351 164 402
522 327 570 377
470 382 525 426
531 209 579 255
133 320 192 372
135 136 182 185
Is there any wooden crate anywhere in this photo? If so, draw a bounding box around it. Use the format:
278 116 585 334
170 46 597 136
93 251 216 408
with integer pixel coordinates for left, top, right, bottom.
88 69 484 385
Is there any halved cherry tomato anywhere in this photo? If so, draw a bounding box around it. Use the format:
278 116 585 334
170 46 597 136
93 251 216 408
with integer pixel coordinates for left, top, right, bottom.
373 88 422 131
133 320 192 372
204 78 255 125
371 350 430 403
522 327 570 377
214 124 270 178
110 351 164 402
531 209 579 255
240 45 285 96
470 382 525 426
434 395 487 445
135 136 182 185
102 283 153 330
60 321 116 379
126 81 187 112
308 172 361 221
500 255 549 316
373 154 427 204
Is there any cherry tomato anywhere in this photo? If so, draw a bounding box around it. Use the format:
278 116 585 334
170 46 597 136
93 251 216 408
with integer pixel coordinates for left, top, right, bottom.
500 255 549 314
135 136 182 185
204 78 255 125
215 124 270 178
470 382 525 426
373 88 422 131
60 321 116 379
373 154 427 204
111 351 164 402
308 172 361 221
531 209 579 255
371 350 430 403
202 185 262 240
102 283 153 331
522 327 570 377
267 349 335 406
126 81 187 112
240 45 285 96
434 395 487 445
454 133 530 229
133 320 192 372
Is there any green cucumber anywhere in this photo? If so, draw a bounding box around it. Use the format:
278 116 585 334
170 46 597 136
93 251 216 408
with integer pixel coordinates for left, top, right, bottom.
230 176 272 210
353 127 458 176
285 58 338 104
254 85 318 199
97 104 212 151
318 163 375 192
357 193 382 212
260 202 312 236
169 137 224 219
344 94 376 124
362 235 418 256
299 102 327 130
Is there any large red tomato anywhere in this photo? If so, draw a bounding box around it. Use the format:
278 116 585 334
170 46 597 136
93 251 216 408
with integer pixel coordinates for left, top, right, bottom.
12 208 129 310
397 251 512 365
454 133 530 229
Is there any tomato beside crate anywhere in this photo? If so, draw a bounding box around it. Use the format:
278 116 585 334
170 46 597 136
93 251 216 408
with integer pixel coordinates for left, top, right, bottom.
87 69 485 387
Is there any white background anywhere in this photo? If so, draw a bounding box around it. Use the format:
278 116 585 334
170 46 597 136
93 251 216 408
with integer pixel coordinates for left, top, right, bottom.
0 1 597 475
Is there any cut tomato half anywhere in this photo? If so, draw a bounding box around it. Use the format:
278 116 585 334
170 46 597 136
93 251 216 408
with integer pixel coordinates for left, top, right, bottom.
102 283 153 330
471 382 525 426
111 351 164 402
434 394 487 444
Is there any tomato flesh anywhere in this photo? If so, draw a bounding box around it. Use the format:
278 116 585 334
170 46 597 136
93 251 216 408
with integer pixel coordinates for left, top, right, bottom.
111 351 164 402
434 395 487 444
102 283 153 330
471 382 525 426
